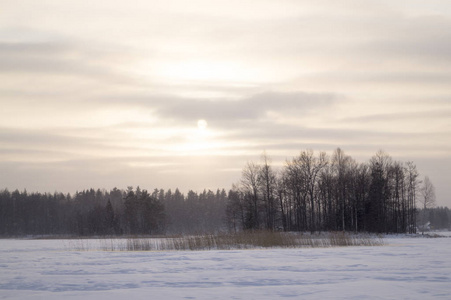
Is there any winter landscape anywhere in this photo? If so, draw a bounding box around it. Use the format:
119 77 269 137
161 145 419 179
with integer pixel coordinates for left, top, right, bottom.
2 1 451 299
1 233 451 299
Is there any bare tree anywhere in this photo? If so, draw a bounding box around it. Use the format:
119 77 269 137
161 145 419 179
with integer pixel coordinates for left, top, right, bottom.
298 150 328 233
420 176 436 210
405 162 419 233
284 156 308 231
259 152 278 230
419 176 436 234
275 173 288 231
368 150 393 233
332 148 352 231
240 161 262 229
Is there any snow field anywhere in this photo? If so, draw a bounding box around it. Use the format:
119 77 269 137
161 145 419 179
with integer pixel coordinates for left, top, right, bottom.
0 236 450 299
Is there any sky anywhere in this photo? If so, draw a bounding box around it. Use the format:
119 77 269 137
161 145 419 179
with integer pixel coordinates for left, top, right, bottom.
1 0 450 206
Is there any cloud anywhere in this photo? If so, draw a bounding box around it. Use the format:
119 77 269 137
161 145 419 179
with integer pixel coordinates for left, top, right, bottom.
1 1 451 206
0 37 153 94
101 91 337 124
341 109 451 123
0 41 90 73
0 153 254 194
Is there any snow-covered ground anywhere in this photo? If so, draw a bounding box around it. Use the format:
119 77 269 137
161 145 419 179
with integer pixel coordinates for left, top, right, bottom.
430 230 451 237
1 234 450 299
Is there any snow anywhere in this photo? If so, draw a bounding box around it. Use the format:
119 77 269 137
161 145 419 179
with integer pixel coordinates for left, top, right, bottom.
1 235 451 299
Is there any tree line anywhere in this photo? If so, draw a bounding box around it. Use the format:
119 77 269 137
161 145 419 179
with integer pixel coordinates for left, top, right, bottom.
226 148 441 234
417 207 450 230
0 187 227 236
0 148 446 237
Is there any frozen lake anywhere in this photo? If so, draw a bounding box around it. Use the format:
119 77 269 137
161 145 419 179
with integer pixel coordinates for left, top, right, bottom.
1 235 451 299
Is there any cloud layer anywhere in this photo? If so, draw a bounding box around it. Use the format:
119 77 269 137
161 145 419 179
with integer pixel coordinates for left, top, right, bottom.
1 0 450 205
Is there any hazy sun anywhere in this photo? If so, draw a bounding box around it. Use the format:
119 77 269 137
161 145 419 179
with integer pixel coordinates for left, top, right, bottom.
172 119 213 154
197 119 208 131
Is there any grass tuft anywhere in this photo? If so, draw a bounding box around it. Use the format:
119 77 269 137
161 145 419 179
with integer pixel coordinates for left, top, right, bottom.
65 231 384 251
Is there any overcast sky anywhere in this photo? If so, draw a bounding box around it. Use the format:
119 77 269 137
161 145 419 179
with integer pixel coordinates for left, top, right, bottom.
1 0 450 206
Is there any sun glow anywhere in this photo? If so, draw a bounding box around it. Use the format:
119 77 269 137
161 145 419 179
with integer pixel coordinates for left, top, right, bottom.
141 59 269 84
197 119 208 131
172 119 222 155
160 60 238 82
129 57 280 90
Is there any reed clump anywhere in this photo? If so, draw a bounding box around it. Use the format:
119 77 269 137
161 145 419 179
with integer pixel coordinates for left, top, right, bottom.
112 231 384 251
66 231 384 251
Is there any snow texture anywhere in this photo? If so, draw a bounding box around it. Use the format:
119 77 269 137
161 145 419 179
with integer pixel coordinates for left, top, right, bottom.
1 235 451 299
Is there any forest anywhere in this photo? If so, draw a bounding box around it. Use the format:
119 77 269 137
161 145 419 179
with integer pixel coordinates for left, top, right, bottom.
0 148 448 237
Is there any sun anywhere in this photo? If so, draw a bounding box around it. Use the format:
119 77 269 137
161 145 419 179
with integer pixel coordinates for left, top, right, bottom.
197 119 208 131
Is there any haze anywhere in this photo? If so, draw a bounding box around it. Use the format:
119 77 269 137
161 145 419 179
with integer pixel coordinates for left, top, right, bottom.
1 0 450 206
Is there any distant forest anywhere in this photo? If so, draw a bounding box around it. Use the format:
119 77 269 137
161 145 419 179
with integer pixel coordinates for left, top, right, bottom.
1 148 449 237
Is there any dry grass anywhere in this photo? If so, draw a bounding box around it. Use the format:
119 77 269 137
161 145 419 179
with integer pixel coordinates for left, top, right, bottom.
66 231 384 251
328 232 384 247
94 231 384 251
